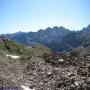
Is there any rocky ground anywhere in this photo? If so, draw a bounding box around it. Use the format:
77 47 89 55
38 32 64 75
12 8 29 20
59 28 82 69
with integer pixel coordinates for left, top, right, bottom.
0 52 90 90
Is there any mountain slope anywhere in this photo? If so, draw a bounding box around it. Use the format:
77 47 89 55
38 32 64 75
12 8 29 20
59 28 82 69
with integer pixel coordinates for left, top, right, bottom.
0 36 51 89
0 36 33 55
0 38 90 90
0 36 51 57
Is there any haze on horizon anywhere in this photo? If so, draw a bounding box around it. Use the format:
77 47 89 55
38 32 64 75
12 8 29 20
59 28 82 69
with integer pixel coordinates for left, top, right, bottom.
0 0 90 34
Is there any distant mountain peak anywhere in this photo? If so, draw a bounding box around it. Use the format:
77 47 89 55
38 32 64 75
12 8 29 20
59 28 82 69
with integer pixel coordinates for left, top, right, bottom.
87 24 90 28
60 26 65 29
53 26 59 29
81 24 90 32
46 27 52 30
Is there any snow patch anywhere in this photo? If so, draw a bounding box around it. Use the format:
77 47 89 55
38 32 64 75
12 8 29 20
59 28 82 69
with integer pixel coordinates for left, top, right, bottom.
58 59 64 62
6 55 19 59
21 85 35 90
29 46 32 48
75 82 79 86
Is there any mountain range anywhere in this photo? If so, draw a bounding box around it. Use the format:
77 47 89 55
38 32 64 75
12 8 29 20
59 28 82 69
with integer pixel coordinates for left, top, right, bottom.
5 24 90 53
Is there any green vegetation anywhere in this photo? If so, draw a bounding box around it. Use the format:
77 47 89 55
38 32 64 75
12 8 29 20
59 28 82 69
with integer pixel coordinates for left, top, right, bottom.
0 36 51 58
31 44 51 56
0 36 33 56
70 46 90 57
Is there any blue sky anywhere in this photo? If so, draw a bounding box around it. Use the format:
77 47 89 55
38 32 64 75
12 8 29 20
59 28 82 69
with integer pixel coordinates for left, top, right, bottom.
0 0 90 34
